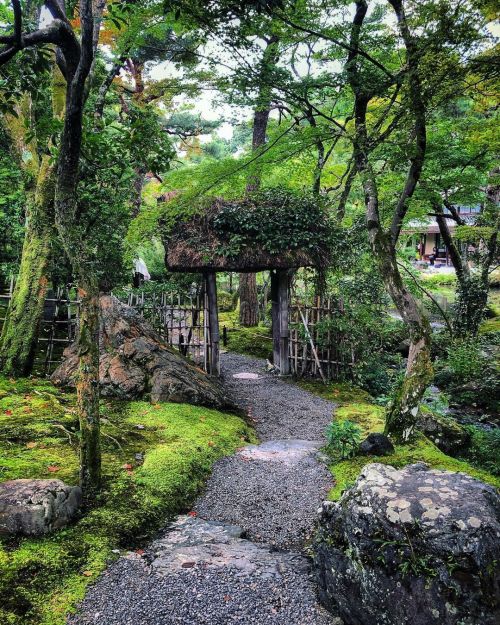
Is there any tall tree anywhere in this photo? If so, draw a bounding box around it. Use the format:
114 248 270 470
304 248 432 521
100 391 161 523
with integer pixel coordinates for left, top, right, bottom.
0 8 62 376
240 34 280 327
266 0 491 440
0 0 105 496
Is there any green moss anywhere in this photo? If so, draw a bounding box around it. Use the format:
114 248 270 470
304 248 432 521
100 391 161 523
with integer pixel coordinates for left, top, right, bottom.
219 311 273 360
300 378 500 501
480 317 500 334
335 403 385 437
297 380 373 405
0 375 254 625
328 435 500 500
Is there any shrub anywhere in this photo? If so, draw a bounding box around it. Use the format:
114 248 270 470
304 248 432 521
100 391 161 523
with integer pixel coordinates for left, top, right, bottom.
218 289 237 312
326 419 362 460
462 427 500 476
434 337 499 410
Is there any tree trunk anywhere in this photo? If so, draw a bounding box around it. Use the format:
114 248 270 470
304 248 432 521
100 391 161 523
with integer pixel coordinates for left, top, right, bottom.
239 273 259 327
75 277 101 498
239 36 279 327
434 201 494 338
373 233 433 442
0 158 55 375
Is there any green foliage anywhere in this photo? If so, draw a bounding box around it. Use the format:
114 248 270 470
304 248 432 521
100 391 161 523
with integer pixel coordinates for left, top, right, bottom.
0 374 254 625
218 289 237 312
326 419 362 460
208 188 333 262
462 426 500 476
435 337 499 409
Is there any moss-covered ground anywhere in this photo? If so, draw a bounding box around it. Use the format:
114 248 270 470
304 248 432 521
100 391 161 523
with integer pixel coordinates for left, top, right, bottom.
219 310 273 360
0 374 255 625
299 380 500 501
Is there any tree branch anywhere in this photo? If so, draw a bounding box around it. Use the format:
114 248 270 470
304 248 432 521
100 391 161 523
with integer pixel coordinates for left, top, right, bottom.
389 0 427 246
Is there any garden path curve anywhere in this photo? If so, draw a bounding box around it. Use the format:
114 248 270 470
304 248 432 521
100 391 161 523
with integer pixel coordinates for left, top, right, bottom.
68 353 339 625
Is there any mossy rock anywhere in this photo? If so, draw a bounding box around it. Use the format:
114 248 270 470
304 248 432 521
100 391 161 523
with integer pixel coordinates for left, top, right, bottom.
416 406 471 455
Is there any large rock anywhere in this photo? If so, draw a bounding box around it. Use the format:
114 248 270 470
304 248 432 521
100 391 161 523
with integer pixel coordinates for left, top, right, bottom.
52 295 230 408
416 408 471 455
0 479 82 536
314 463 500 625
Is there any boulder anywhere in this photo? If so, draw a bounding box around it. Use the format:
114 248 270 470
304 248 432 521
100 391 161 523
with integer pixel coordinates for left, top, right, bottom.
416 408 471 455
314 463 500 625
0 479 82 536
52 295 230 409
358 433 394 456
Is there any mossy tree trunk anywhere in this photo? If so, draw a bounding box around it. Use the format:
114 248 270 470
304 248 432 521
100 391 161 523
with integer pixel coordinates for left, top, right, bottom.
239 272 259 327
0 69 63 376
0 0 105 499
0 158 55 375
75 277 101 496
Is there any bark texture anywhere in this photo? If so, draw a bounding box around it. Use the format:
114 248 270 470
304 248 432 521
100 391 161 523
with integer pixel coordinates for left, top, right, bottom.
0 157 55 375
239 273 259 327
239 35 279 327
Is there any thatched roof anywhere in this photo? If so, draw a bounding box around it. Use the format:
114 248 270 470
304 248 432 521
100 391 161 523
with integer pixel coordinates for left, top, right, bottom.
163 194 330 273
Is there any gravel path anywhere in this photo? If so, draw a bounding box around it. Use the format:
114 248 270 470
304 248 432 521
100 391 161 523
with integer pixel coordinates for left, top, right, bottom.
69 353 338 625
221 353 335 441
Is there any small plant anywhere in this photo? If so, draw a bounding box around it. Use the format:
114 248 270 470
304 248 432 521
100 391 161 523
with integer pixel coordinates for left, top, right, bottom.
326 419 362 459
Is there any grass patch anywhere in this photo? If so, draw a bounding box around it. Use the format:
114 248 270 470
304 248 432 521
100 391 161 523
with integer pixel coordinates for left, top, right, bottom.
300 378 500 501
0 375 255 625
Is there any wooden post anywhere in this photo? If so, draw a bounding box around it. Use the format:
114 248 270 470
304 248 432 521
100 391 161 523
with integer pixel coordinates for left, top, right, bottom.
278 269 290 375
270 270 280 368
205 272 220 376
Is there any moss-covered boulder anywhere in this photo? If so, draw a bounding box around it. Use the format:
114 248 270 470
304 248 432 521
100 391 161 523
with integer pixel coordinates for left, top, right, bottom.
416 408 471 455
314 463 500 625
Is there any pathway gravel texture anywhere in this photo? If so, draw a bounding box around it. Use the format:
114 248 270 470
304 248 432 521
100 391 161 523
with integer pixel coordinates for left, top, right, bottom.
68 353 339 625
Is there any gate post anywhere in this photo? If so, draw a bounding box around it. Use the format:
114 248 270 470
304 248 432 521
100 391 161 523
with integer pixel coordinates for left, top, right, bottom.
270 270 280 368
278 269 290 375
205 271 220 376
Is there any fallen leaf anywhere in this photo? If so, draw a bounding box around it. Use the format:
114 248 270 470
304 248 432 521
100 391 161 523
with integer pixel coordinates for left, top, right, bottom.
224 595 231 602
82 571 92 577
153 404 161 410
207 441 215 447
47 465 60 473
4 409 12 416
22 406 32 413
135 549 145 555
26 442 37 449
188 511 197 517
122 463 133 470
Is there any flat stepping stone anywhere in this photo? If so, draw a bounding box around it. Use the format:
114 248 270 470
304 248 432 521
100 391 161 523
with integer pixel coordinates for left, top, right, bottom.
150 516 306 576
232 372 261 380
237 439 320 463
